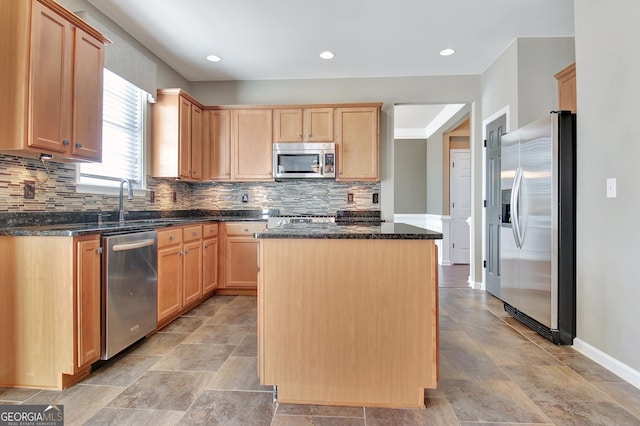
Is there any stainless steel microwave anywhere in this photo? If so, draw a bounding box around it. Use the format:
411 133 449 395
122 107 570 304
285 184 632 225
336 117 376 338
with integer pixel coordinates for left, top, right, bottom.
273 143 336 179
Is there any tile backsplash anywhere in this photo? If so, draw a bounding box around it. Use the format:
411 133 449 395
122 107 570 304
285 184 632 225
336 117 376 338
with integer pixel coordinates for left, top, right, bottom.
0 154 380 214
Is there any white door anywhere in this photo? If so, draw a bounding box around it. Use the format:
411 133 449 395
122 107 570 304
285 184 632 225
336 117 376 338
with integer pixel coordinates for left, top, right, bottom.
450 149 471 264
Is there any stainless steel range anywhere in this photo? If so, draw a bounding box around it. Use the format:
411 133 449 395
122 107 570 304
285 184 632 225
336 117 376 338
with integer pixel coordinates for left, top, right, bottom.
267 214 335 228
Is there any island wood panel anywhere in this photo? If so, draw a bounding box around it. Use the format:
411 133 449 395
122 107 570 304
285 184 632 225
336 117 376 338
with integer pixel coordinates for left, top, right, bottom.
0 237 77 389
258 238 438 408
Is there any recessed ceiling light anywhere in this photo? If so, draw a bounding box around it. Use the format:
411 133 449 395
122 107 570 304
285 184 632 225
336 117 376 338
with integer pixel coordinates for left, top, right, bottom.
320 51 335 60
206 54 222 62
439 48 455 57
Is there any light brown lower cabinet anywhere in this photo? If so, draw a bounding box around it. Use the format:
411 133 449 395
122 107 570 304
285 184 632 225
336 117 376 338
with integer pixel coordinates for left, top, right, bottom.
157 227 184 323
0 235 101 389
218 222 267 295
156 225 204 326
202 224 219 295
182 225 203 307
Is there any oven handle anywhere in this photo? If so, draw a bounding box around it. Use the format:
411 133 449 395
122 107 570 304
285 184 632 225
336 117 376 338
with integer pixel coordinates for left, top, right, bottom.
112 239 156 252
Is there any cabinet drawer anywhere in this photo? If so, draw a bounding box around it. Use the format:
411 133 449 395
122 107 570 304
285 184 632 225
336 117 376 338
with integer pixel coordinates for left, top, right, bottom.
203 223 219 237
157 228 183 248
183 225 202 242
225 222 267 236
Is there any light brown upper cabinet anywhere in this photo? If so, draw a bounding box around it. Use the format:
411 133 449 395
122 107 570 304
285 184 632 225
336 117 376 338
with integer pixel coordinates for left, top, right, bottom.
555 63 577 113
152 89 203 180
231 109 274 181
0 0 108 162
205 110 232 180
335 106 381 181
273 108 333 142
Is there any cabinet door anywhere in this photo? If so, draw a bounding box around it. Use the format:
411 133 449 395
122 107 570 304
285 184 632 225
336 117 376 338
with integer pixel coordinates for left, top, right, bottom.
273 109 303 142
335 107 379 181
183 240 203 306
207 110 231 180
203 238 219 294
157 245 183 322
305 108 333 141
231 109 273 181
76 238 101 368
71 28 104 161
178 96 193 179
225 237 260 288
190 104 203 179
29 1 72 154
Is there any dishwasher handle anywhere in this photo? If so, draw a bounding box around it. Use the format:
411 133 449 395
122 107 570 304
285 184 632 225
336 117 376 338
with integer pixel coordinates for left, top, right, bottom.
112 238 156 252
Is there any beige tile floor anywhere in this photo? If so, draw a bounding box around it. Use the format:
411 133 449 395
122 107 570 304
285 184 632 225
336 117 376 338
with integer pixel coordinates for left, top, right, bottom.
2 266 640 425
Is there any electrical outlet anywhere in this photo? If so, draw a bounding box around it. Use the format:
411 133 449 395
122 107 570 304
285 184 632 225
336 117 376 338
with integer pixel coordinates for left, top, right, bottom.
172 191 177 203
24 180 35 199
372 193 379 204
149 190 155 203
242 193 249 203
347 193 354 203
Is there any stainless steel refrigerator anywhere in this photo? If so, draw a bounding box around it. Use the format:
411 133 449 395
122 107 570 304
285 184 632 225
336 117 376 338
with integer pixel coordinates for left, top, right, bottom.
499 111 576 345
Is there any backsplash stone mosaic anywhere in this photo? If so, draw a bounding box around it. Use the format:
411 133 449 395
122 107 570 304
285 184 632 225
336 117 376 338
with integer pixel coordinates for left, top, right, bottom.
0 154 380 215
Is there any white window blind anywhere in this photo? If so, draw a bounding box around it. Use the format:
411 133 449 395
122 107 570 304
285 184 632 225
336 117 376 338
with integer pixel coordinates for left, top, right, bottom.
78 69 146 188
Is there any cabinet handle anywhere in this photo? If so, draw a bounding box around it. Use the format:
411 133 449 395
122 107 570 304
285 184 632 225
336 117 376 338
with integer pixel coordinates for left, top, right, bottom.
75 142 82 148
193 231 197 236
243 228 249 232
185 249 189 255
204 244 208 249
179 251 183 256
170 235 175 241
62 139 70 145
298 134 302 139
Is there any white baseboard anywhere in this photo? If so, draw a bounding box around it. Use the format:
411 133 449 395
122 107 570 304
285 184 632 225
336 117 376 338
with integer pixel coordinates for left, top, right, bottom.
468 280 482 290
572 338 640 390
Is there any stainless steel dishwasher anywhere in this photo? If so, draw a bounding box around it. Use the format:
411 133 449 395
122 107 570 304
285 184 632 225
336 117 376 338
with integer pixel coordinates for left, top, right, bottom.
101 230 158 360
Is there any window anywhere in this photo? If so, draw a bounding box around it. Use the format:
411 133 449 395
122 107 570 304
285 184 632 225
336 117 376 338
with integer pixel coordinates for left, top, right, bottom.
78 69 147 190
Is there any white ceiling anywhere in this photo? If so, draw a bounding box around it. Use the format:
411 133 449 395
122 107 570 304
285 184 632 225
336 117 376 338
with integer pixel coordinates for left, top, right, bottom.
87 0 574 82
394 104 466 139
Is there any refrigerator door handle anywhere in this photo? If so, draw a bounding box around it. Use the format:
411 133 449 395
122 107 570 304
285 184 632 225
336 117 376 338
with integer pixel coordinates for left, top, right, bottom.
511 167 524 248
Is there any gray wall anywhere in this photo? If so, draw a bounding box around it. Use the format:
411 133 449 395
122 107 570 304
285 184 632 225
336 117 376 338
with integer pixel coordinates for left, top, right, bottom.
517 37 575 126
191 76 482 218
426 105 472 215
57 0 190 91
394 139 427 213
574 0 640 373
191 77 485 284
482 37 575 129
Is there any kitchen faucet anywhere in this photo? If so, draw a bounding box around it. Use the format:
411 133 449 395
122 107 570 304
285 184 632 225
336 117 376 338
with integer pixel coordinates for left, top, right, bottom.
119 178 133 222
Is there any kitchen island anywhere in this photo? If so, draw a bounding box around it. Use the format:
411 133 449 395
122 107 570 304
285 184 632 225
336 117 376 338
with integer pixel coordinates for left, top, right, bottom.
255 223 442 408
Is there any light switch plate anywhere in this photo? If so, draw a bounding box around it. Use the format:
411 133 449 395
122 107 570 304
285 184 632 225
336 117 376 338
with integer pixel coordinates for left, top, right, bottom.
606 178 616 198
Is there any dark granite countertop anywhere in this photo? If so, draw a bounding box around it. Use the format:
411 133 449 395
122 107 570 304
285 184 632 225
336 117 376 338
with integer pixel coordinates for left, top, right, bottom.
0 210 271 237
254 222 443 240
